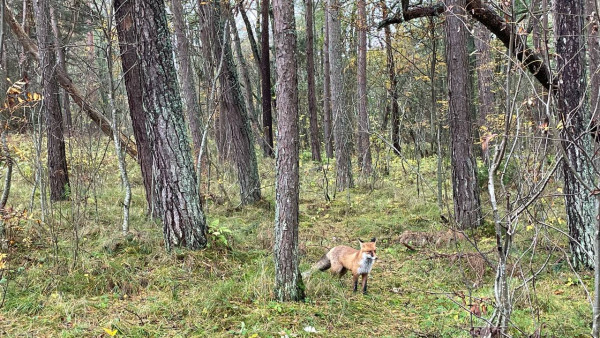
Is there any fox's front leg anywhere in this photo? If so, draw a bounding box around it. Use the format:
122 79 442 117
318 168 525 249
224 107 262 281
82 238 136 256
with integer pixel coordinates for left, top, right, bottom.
361 274 368 294
352 274 359 292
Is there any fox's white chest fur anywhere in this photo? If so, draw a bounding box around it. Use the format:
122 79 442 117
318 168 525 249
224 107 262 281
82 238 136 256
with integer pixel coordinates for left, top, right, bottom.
357 253 375 275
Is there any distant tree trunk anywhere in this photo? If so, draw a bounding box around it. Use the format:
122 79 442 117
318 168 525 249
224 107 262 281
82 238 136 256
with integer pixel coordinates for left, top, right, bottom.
171 0 203 157
322 8 333 158
207 0 262 205
305 0 321 162
230 18 257 122
49 6 71 129
445 0 481 228
586 0 600 118
273 0 304 302
381 1 399 151
357 0 371 174
131 0 207 250
239 1 261 70
328 0 353 191
114 0 156 214
261 0 274 157
556 0 596 269
34 0 69 201
474 23 494 135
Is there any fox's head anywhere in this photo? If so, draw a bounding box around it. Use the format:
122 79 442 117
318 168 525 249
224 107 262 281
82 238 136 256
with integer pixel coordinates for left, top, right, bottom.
358 238 377 260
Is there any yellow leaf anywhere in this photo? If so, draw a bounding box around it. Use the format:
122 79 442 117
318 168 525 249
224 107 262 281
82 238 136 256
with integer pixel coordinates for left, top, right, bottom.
17 97 24 104
103 328 118 336
526 225 534 231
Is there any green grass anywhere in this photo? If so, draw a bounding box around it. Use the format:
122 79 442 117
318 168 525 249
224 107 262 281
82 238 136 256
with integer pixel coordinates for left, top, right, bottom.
0 134 592 337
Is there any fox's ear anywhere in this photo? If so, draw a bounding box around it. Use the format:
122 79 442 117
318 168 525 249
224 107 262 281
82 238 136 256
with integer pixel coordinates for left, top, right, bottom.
358 238 364 244
371 237 377 243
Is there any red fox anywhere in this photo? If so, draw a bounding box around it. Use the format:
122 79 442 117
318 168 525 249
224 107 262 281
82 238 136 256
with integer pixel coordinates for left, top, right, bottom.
303 238 377 294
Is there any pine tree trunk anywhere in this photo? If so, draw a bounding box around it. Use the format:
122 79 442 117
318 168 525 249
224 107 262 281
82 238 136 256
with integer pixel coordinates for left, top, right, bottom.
171 0 203 157
445 0 481 228
114 0 157 214
208 1 262 205
131 0 207 250
322 10 334 159
273 0 305 302
34 0 69 201
261 0 274 157
328 0 353 191
305 0 321 162
474 23 494 136
556 0 596 269
357 0 371 174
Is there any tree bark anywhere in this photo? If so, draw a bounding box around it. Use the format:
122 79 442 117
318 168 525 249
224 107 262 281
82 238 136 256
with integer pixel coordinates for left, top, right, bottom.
34 0 69 201
474 23 494 137
171 0 203 158
446 0 481 228
305 0 321 162
131 0 207 250
322 7 333 158
556 0 596 269
114 0 156 213
328 0 353 191
357 0 371 174
206 1 262 205
586 0 600 119
381 1 400 152
273 0 304 302
49 6 71 129
261 0 274 157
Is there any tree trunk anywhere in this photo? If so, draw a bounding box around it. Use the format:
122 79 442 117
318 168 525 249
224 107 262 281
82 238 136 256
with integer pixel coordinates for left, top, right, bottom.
131 0 207 250
34 0 69 201
273 0 305 302
305 0 321 162
261 0 274 157
322 8 333 158
586 0 600 119
474 23 494 138
171 0 203 158
328 0 353 191
445 0 481 228
357 0 371 174
381 1 399 152
114 0 157 214
49 6 71 130
207 1 262 205
556 0 596 269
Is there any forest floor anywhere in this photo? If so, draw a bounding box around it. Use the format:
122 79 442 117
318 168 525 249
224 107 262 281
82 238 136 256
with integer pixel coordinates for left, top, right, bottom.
0 135 592 337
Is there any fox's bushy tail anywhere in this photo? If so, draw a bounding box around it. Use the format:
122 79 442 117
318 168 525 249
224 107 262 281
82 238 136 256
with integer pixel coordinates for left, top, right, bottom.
302 254 331 279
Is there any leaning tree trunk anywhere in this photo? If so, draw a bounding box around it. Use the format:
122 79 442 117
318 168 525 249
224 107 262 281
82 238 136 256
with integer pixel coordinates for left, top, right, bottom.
131 0 207 250
34 0 69 201
445 0 481 228
114 0 157 214
556 0 596 269
261 0 274 157
171 0 203 158
209 0 262 205
328 0 353 191
322 8 334 159
305 0 322 162
357 0 372 174
273 0 305 302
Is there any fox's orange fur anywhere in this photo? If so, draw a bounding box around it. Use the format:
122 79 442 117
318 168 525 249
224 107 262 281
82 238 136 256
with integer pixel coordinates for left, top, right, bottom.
304 238 377 294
